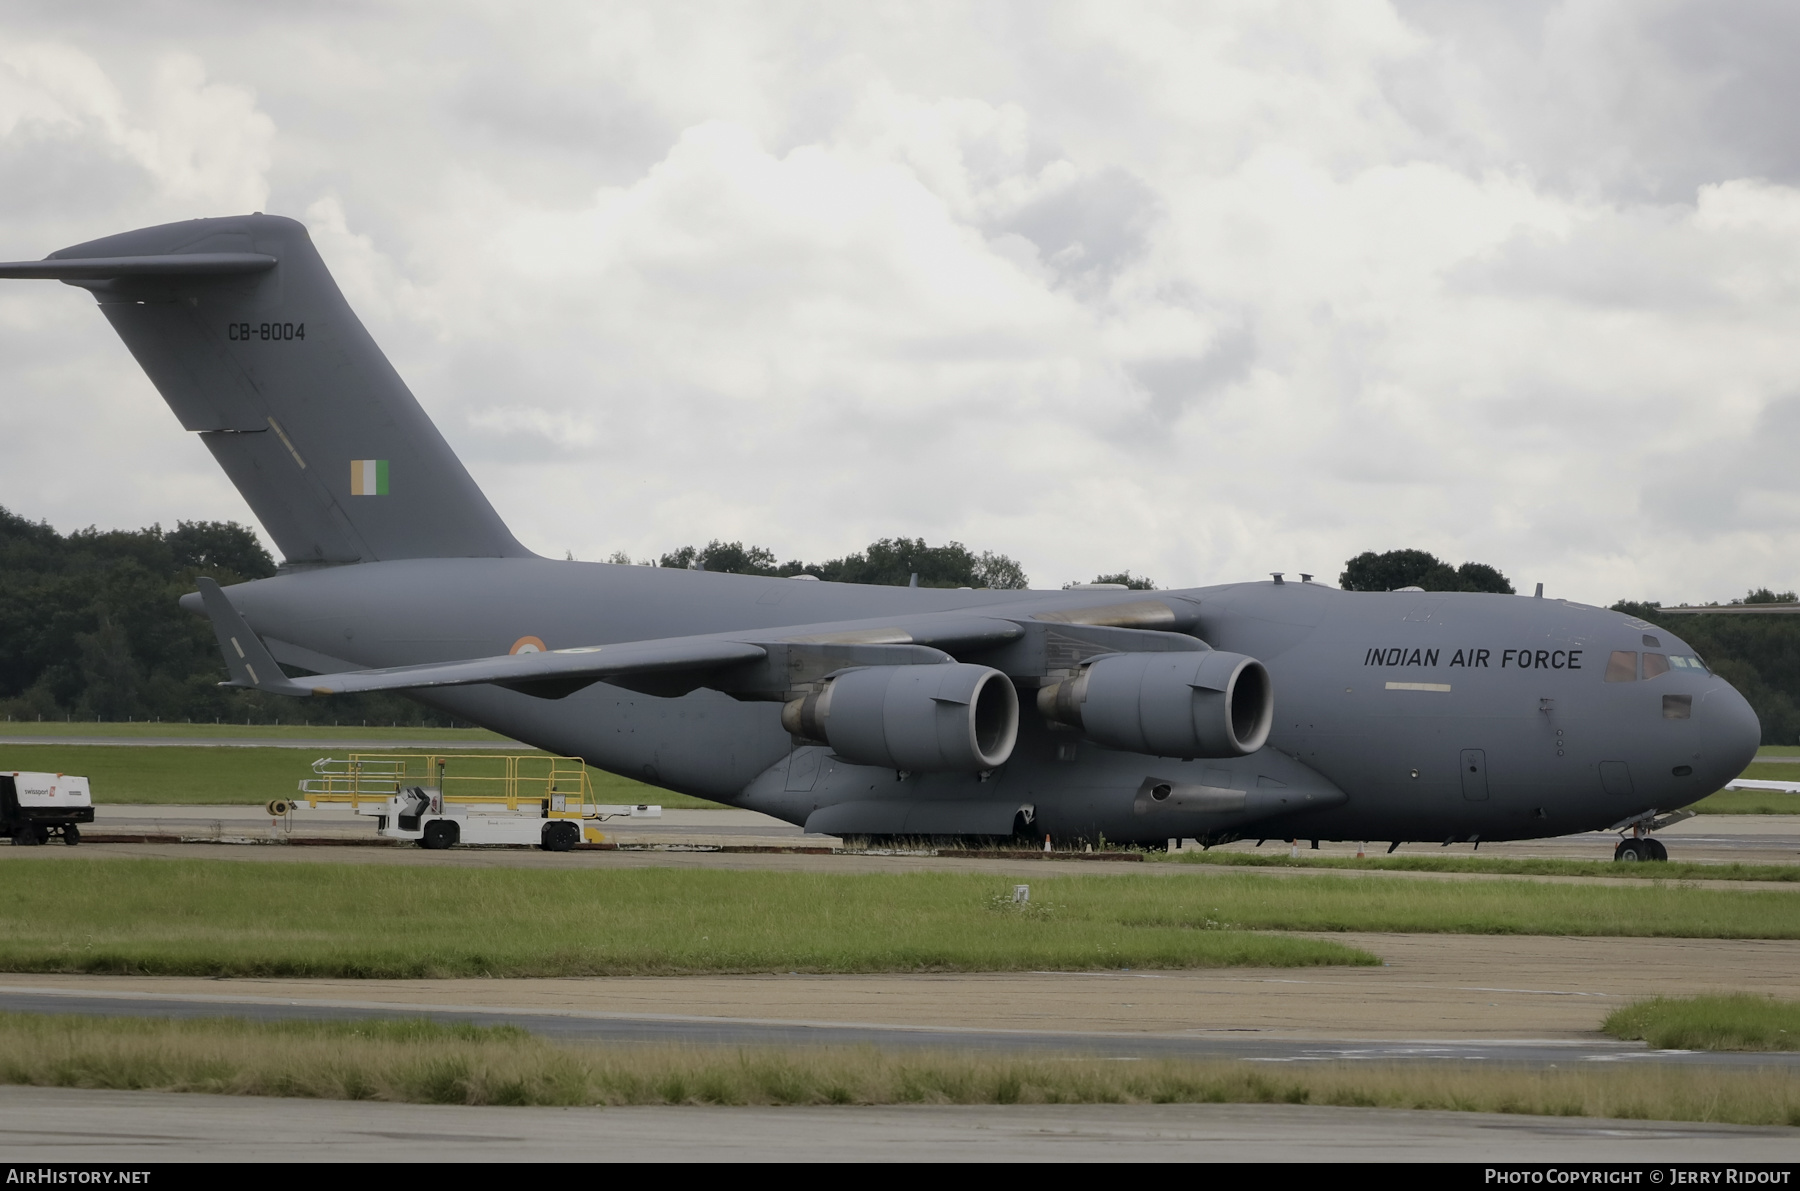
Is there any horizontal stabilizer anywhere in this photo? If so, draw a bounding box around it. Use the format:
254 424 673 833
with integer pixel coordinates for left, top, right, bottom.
0 254 275 279
196 577 307 695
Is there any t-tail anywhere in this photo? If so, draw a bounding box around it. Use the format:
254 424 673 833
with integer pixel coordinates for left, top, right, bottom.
0 215 532 567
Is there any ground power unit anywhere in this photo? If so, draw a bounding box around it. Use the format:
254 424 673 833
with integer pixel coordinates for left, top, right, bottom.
2 771 93 846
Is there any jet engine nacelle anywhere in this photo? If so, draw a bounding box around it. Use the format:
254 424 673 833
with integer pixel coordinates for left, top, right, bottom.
781 663 1020 773
1036 650 1273 759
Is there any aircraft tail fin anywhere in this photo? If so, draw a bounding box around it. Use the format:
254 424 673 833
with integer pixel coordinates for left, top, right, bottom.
0 215 532 567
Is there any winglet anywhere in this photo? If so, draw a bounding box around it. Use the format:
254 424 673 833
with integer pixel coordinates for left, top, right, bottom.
195 577 309 696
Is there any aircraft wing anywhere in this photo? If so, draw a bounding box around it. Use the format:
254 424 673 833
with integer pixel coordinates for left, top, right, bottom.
196 577 1202 700
1723 779 1800 794
299 637 771 696
197 577 768 697
198 578 1017 699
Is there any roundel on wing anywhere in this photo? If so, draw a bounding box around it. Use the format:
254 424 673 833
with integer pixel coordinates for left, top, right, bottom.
510 636 546 655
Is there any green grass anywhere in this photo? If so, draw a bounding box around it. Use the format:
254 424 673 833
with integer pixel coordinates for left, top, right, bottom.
1604 995 1800 1051
583 769 722 809
1108 872 1798 938
1690 789 1799 815
1159 851 1800 882
0 743 722 809
1736 760 1800 785
0 861 1796 979
0 863 1372 976
1693 757 1800 812
2 1012 1795 1124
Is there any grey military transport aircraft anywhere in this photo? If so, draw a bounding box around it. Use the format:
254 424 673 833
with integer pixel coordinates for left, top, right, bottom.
0 215 1762 860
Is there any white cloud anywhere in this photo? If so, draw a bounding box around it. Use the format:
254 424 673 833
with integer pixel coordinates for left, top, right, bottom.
3 2 1800 605
0 41 270 222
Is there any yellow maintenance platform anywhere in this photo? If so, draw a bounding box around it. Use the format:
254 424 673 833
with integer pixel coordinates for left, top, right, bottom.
266 753 662 850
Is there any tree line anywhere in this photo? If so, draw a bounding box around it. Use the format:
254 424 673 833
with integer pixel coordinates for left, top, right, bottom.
0 506 450 726
626 537 1031 589
629 539 1162 591
0 513 1066 725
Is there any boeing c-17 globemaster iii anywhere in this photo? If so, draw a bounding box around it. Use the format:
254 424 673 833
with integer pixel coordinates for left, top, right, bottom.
0 215 1762 860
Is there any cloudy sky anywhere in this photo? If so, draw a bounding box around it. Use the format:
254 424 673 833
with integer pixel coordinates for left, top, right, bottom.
2 1 1797 604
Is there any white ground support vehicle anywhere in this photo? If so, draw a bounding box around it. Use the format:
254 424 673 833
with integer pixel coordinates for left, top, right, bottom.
344 785 660 850
281 752 659 850
2 771 93 846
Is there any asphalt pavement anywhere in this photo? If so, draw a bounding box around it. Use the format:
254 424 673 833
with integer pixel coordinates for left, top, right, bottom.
71 804 1800 866
6 1087 1795 1162
3 983 1795 1070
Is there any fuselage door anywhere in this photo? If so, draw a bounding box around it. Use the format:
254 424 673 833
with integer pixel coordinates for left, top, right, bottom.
1599 761 1634 796
1459 749 1489 801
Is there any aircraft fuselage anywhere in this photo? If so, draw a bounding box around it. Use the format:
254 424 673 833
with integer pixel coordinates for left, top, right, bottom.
198 558 1759 846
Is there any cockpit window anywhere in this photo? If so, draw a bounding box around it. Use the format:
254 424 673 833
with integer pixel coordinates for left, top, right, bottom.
1643 653 1670 680
1605 651 1638 683
1642 634 1661 648
1669 654 1708 673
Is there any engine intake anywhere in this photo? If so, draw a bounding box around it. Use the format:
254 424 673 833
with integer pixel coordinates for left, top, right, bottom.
1037 650 1273 758
781 662 1020 773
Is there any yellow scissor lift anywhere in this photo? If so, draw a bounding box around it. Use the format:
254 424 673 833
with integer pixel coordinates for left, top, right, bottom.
279 753 661 851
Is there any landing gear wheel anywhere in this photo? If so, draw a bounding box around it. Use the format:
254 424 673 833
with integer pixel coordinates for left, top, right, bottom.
61 823 80 846
1645 837 1668 862
9 827 40 846
1614 839 1649 862
541 821 580 852
420 820 458 850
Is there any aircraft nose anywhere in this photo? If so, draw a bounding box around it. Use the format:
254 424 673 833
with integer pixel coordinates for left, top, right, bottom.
1702 679 1761 780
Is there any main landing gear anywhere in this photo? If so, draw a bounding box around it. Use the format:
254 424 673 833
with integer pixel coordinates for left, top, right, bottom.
1614 836 1667 863
1609 809 1693 863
